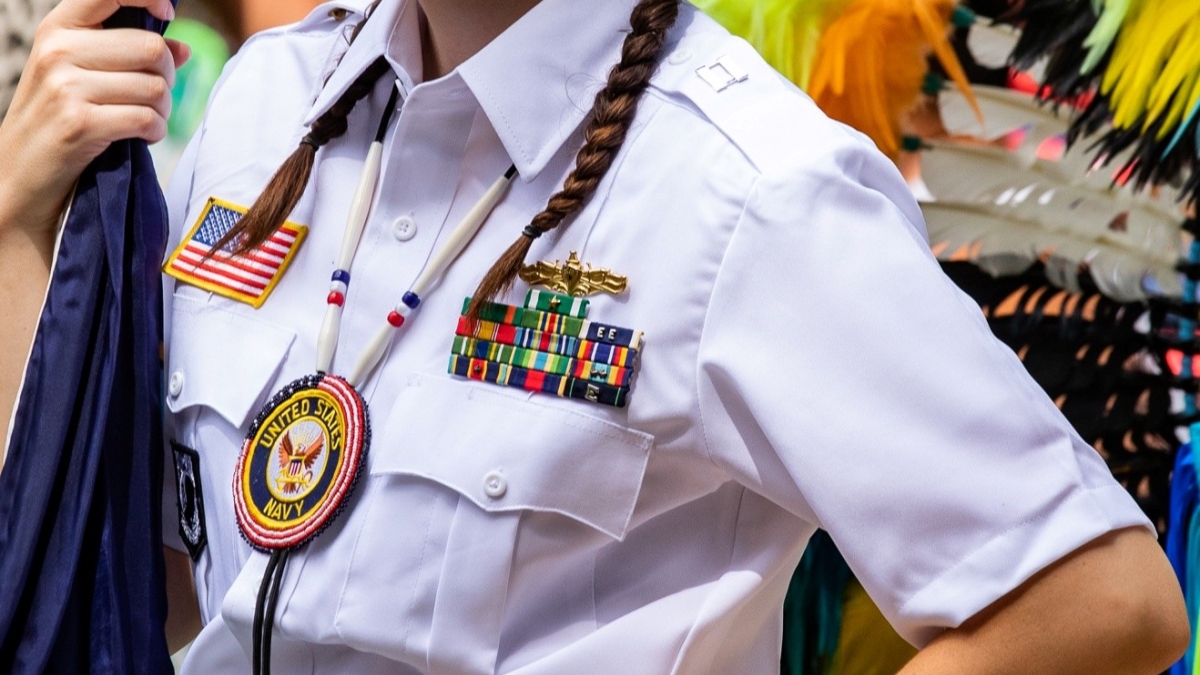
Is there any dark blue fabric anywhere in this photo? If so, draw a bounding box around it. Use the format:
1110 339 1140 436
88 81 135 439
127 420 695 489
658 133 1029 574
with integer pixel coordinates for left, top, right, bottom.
1168 443 1197 675
1168 444 1195 589
0 8 173 674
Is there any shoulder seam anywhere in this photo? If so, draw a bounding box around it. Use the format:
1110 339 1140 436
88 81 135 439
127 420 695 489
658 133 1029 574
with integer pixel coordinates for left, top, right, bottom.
642 88 765 176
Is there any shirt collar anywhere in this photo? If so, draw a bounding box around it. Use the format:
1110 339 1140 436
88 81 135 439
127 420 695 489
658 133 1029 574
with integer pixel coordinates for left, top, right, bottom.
303 0 640 181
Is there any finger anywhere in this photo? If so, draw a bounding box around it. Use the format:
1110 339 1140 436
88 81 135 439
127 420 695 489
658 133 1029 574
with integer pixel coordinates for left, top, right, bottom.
78 71 172 119
87 104 168 144
47 0 174 29
166 38 191 69
54 29 176 84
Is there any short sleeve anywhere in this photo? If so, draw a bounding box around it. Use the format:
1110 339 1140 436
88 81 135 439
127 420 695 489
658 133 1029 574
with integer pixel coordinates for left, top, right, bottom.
694 134 1153 646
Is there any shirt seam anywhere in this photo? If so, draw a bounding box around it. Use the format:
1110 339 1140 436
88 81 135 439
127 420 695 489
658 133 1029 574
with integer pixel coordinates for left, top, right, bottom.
668 485 748 671
642 88 764 174
693 175 764 472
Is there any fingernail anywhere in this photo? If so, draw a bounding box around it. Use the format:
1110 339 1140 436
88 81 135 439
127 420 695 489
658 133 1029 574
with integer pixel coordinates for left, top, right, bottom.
164 2 175 20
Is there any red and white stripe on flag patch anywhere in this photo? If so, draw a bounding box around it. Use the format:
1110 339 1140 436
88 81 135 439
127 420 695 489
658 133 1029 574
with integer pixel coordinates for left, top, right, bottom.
164 197 308 308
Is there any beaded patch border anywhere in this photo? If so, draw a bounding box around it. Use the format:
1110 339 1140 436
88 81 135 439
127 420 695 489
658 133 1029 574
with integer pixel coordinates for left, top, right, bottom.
233 373 370 551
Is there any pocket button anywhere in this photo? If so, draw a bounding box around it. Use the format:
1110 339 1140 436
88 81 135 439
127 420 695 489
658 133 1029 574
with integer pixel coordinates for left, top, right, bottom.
483 471 507 499
168 370 185 398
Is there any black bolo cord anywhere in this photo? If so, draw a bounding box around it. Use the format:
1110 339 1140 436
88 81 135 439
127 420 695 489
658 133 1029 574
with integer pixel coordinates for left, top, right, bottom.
260 550 290 675
252 550 283 675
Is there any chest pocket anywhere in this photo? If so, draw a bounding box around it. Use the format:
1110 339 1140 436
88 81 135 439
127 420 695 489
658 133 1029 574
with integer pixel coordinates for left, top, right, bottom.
167 293 297 429
328 372 654 674
166 292 297 620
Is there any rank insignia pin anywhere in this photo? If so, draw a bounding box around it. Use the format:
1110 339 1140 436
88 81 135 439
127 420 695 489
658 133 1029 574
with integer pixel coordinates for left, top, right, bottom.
449 253 645 408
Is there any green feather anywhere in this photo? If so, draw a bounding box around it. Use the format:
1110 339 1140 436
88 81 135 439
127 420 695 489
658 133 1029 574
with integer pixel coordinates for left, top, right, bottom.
1081 0 1136 74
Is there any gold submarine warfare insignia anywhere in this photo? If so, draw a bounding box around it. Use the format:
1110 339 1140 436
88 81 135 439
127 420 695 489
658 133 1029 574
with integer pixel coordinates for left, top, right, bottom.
517 251 628 297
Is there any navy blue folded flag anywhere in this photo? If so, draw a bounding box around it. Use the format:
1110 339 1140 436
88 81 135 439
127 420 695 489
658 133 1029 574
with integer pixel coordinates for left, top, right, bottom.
0 6 176 674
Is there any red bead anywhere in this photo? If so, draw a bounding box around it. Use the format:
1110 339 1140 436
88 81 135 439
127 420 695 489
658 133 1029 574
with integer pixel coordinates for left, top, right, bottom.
327 291 345 307
387 311 405 327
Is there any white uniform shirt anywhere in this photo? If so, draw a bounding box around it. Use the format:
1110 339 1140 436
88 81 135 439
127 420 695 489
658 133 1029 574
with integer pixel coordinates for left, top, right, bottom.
163 0 1153 672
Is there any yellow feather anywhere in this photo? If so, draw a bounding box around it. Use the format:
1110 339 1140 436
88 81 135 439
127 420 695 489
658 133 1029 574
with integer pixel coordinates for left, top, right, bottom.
1158 72 1199 138
1103 0 1196 130
693 0 852 86
1149 12 1200 131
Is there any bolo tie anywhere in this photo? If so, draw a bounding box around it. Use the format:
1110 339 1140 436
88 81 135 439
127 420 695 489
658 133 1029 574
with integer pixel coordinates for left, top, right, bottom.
235 83 518 675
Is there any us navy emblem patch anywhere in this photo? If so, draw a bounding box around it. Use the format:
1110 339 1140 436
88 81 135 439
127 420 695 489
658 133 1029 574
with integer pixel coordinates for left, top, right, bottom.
172 442 207 561
233 374 368 551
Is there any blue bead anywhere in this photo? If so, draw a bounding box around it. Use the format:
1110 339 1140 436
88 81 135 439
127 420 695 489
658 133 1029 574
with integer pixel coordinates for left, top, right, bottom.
331 270 351 284
402 292 420 309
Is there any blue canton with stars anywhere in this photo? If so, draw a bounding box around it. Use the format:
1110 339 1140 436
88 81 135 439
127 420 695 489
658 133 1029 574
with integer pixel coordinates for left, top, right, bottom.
193 205 243 251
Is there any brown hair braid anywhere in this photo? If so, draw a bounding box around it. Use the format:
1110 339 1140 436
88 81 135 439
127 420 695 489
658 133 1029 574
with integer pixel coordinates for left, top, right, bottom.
212 20 390 257
467 0 682 318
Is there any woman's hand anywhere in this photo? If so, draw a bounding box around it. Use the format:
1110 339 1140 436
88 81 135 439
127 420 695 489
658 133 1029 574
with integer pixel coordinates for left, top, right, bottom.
0 0 189 240
0 0 187 472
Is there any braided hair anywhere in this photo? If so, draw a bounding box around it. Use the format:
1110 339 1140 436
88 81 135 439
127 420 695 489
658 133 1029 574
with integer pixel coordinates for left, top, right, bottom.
213 3 390 255
468 0 681 316
214 0 683 302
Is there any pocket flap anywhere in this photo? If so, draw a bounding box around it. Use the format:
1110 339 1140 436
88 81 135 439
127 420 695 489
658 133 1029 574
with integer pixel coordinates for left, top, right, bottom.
166 293 296 428
372 374 654 540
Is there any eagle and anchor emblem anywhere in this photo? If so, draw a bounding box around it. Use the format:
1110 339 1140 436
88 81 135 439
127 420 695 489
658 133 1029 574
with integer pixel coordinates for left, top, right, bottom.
233 373 368 551
270 421 327 498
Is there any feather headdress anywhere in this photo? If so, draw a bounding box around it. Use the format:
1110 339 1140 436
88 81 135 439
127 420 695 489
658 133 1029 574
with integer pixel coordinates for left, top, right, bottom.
695 0 982 159
1011 0 1200 203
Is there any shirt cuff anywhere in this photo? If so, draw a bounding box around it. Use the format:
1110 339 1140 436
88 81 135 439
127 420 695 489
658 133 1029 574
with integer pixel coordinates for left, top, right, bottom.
896 483 1154 646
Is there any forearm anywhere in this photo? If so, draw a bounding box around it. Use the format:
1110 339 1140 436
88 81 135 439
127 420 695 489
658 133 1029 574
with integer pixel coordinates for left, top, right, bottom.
0 204 56 470
899 527 1189 675
164 546 201 653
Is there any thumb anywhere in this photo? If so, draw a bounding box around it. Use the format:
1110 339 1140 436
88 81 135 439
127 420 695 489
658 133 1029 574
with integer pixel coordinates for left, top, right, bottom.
166 38 191 68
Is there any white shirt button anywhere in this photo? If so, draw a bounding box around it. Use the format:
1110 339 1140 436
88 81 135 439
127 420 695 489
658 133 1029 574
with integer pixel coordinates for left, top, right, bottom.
392 216 417 242
483 471 507 499
168 370 184 398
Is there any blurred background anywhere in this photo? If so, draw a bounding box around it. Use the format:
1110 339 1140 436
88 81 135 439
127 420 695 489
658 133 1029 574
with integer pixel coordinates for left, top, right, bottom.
3 1 1199 674
0 0 327 179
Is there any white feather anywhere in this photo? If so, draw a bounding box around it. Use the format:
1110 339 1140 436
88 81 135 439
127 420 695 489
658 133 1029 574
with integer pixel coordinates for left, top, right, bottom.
939 85 1070 144
922 201 1181 301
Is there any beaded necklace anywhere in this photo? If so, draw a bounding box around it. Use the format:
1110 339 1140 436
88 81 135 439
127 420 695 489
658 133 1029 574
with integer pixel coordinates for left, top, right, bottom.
231 83 517 675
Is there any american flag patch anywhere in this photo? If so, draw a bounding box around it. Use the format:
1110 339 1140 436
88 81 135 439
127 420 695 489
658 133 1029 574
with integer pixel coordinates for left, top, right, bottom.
164 197 308 308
